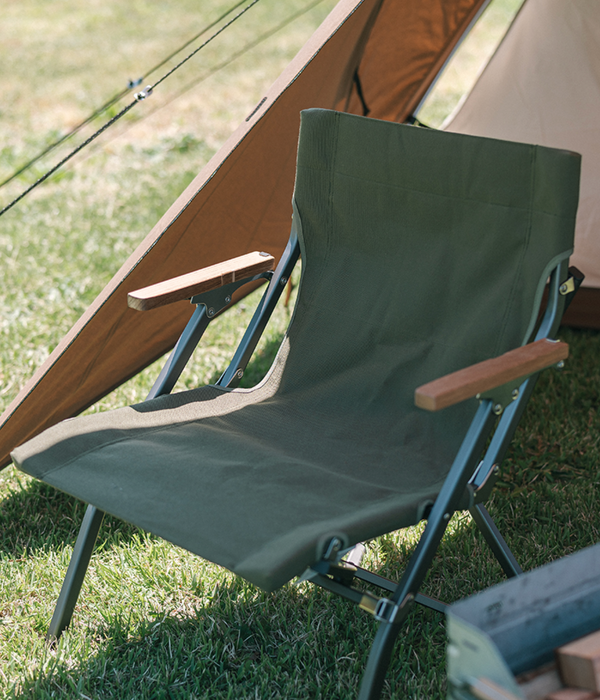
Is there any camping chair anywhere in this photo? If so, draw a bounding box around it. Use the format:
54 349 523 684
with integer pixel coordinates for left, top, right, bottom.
11 109 582 699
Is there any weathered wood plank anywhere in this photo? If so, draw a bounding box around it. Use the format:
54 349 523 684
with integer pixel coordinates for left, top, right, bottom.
557 630 600 693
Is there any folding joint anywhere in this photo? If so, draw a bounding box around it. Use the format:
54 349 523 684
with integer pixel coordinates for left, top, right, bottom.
329 561 358 586
190 271 272 315
374 597 399 623
468 461 500 505
559 276 576 296
366 592 415 624
323 536 344 561
462 482 476 510
358 592 380 616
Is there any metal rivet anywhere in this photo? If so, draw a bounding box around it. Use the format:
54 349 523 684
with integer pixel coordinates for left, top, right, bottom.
280 277 288 286
207 307 215 317
559 283 569 295
511 389 519 401
235 369 244 379
493 465 500 475
493 403 503 415
443 512 450 521
224 295 231 304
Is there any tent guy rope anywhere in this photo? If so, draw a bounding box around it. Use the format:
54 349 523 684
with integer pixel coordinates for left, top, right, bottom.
0 0 261 219
0 0 254 192
64 0 330 169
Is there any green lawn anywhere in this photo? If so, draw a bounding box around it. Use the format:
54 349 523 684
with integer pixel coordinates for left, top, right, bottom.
1 0 599 697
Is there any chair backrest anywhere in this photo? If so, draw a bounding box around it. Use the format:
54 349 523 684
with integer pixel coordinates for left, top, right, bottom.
271 109 580 463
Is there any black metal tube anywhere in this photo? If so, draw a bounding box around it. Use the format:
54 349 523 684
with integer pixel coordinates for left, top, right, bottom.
47 505 105 640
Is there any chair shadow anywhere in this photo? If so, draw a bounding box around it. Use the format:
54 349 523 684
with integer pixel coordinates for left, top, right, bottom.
9 554 449 700
6 513 494 700
7 483 598 699
0 474 144 558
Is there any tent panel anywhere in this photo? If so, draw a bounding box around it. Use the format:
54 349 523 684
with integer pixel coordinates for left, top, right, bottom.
0 0 381 468
343 0 489 120
445 0 600 300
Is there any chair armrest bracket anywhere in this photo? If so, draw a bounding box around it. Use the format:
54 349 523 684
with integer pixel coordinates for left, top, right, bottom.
128 251 274 311
190 270 273 318
475 375 530 416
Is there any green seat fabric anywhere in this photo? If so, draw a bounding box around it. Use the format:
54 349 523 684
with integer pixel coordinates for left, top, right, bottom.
11 109 580 592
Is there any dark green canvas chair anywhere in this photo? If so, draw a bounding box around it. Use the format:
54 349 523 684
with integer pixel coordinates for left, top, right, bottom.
11 109 582 699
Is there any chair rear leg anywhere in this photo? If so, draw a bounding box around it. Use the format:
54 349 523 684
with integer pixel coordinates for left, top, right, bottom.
470 503 522 578
47 504 105 641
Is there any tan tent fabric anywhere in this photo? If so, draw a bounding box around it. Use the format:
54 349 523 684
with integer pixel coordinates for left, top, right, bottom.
343 0 490 119
0 0 489 468
445 0 600 298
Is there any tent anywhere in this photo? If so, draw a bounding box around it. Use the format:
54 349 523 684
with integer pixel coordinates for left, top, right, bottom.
444 0 600 328
0 0 598 467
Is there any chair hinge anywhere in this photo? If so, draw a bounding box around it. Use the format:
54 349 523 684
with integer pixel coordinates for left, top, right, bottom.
559 276 576 296
360 592 415 624
190 271 273 316
323 536 344 561
328 562 358 586
465 461 501 507
305 556 358 586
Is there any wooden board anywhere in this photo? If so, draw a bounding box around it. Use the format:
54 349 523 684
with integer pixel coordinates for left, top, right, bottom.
557 630 600 692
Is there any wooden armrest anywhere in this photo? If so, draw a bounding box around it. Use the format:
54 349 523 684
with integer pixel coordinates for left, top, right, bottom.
415 338 568 412
127 251 274 311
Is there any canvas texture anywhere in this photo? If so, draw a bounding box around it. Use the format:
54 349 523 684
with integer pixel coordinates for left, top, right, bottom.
12 109 580 592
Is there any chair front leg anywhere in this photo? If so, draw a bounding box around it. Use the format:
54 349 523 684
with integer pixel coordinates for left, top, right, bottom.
47 504 104 641
358 401 497 699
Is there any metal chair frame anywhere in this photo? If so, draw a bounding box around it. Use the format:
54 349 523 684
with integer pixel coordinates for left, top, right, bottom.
44 229 581 699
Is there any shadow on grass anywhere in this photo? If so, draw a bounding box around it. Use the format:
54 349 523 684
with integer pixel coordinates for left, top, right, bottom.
0 476 144 558
5 511 519 700
8 554 450 700
6 483 599 699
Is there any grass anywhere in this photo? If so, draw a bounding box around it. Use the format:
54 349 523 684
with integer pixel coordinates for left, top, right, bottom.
1 0 599 697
